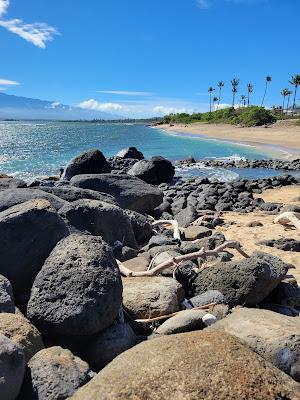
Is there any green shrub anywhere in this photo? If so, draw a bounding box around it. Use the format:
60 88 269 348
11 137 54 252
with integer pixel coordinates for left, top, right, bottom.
162 106 276 127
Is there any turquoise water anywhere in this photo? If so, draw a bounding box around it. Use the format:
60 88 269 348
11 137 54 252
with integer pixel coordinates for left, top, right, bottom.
0 121 279 181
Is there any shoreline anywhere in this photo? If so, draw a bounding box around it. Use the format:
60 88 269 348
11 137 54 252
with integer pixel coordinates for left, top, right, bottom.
155 122 300 160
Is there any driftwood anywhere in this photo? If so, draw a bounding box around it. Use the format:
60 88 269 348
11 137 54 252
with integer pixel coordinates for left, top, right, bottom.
274 211 300 231
117 240 250 277
135 302 217 323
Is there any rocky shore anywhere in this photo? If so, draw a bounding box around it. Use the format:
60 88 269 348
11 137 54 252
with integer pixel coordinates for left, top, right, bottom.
0 147 300 399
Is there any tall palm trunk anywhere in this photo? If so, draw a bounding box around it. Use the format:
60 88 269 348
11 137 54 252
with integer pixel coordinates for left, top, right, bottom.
287 93 291 112
292 86 298 114
247 92 250 106
218 87 222 107
232 92 236 108
210 92 212 113
261 82 268 106
282 96 285 114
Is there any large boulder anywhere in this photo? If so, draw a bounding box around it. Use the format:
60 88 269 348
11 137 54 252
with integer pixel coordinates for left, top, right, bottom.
58 200 138 248
27 234 122 336
209 307 300 380
70 174 163 214
0 275 15 313
40 185 119 205
21 346 94 400
124 210 153 245
191 252 290 307
122 277 184 319
0 334 25 400
61 149 111 181
128 156 175 184
70 331 300 400
0 312 44 362
0 199 69 293
84 322 136 371
115 147 144 160
0 188 66 212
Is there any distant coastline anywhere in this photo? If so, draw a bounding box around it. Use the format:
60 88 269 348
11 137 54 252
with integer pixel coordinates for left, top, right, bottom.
155 121 300 161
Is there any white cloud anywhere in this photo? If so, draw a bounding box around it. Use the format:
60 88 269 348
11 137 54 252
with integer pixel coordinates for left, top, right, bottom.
96 90 154 96
153 106 191 115
0 0 9 17
0 78 19 85
0 19 59 48
196 0 211 8
78 99 123 112
0 87 7 91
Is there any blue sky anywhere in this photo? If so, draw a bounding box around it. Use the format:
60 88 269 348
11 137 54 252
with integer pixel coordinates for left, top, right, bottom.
0 0 299 117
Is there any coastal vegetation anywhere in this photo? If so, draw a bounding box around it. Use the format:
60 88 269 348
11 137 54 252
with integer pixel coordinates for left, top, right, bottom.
162 73 300 127
162 106 276 127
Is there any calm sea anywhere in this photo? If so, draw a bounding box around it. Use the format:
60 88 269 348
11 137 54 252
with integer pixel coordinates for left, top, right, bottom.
0 121 295 182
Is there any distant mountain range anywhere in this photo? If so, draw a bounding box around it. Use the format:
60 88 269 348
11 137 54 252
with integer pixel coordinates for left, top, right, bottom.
0 93 121 120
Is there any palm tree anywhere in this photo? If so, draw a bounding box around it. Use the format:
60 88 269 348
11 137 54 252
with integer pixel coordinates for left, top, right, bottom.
281 88 289 114
247 83 253 106
231 78 239 108
261 75 272 107
213 96 219 111
286 90 293 113
217 81 224 107
289 74 300 114
208 86 215 113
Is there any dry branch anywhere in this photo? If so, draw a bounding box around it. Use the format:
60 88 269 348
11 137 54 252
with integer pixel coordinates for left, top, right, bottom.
117 240 249 277
274 211 300 231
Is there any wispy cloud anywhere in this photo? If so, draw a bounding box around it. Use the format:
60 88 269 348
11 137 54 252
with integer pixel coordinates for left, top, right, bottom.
196 0 211 9
196 0 267 8
78 99 123 113
0 1 59 48
96 90 154 96
0 0 9 17
0 78 20 85
153 106 192 115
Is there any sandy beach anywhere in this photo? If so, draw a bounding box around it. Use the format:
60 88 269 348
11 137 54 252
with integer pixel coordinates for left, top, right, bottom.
157 119 300 159
217 185 300 282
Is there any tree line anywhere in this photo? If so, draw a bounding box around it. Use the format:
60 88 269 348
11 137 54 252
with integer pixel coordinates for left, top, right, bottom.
207 74 300 115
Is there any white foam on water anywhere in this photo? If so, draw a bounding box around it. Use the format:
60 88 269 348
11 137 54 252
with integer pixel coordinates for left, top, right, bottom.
175 163 240 182
206 154 246 162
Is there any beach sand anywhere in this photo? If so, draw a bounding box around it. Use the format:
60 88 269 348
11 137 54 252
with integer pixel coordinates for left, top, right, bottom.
216 185 300 282
157 119 300 159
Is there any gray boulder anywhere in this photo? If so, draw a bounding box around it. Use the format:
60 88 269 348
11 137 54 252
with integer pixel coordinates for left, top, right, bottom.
122 276 184 319
58 200 138 249
22 346 94 400
259 238 300 252
40 185 119 205
156 309 207 335
0 312 44 362
124 210 153 245
0 199 69 293
0 177 27 190
175 206 198 228
210 307 300 380
0 334 25 400
61 149 111 181
191 252 290 307
27 234 122 336
128 156 175 184
189 290 227 308
71 331 300 400
0 188 66 212
115 147 144 160
0 275 14 313
70 174 163 214
85 323 136 371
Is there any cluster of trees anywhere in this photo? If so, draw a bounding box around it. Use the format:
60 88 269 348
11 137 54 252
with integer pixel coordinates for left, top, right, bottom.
207 74 300 115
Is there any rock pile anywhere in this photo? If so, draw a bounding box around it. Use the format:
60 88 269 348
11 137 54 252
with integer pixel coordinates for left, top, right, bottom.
0 147 299 399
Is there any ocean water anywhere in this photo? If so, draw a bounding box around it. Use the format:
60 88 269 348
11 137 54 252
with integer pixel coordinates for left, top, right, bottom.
0 121 295 181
